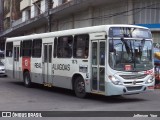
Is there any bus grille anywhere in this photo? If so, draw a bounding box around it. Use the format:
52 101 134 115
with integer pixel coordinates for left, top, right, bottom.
120 74 147 80
124 81 143 85
126 86 143 91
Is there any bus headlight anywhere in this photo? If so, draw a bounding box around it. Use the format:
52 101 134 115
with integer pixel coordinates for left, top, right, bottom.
145 76 154 84
108 75 123 85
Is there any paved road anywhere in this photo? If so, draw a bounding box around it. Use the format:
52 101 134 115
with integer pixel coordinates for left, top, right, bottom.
0 77 159 120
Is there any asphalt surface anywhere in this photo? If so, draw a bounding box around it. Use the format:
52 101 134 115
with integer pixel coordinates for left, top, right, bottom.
0 76 160 120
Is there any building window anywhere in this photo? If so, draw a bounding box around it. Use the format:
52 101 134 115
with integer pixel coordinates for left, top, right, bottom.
48 0 54 9
32 39 42 58
35 2 41 15
6 42 13 57
22 40 32 57
57 36 73 58
3 17 10 30
26 8 31 20
73 34 89 59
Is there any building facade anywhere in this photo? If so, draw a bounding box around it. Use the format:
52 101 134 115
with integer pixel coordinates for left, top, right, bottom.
0 0 4 50
0 0 160 50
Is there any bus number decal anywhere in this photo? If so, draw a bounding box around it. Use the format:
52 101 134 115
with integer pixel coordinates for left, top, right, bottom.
25 60 28 66
52 64 70 71
35 63 42 68
72 60 78 64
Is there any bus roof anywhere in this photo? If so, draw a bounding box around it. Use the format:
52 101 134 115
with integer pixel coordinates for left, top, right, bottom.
6 24 149 42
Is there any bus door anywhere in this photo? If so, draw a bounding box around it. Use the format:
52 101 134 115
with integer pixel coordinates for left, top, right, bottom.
13 46 20 79
91 40 106 92
42 43 52 85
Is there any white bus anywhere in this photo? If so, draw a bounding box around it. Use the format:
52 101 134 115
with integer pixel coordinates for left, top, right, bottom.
5 25 155 98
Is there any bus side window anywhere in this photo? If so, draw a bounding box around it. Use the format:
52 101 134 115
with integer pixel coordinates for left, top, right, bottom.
32 39 42 58
20 41 23 57
54 38 57 58
6 42 13 57
22 40 32 57
57 36 73 58
73 34 89 59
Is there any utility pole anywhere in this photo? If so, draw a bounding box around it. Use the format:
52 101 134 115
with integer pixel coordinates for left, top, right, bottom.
47 0 52 32
0 0 3 32
10 0 13 28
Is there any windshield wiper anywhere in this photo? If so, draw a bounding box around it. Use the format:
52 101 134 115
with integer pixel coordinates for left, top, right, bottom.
120 38 130 55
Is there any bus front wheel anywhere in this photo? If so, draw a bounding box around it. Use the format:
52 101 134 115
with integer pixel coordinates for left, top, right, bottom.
74 77 86 98
24 72 32 88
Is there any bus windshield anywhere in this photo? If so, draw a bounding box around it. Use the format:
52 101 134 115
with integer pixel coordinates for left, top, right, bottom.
109 27 152 39
109 39 153 72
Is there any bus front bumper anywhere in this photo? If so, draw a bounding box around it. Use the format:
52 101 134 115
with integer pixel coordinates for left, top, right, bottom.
106 82 154 96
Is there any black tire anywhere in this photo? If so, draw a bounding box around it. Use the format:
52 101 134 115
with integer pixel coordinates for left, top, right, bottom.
74 77 86 98
24 72 32 88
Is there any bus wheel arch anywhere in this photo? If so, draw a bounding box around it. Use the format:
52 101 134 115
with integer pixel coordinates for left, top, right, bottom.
72 74 87 98
23 70 32 88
